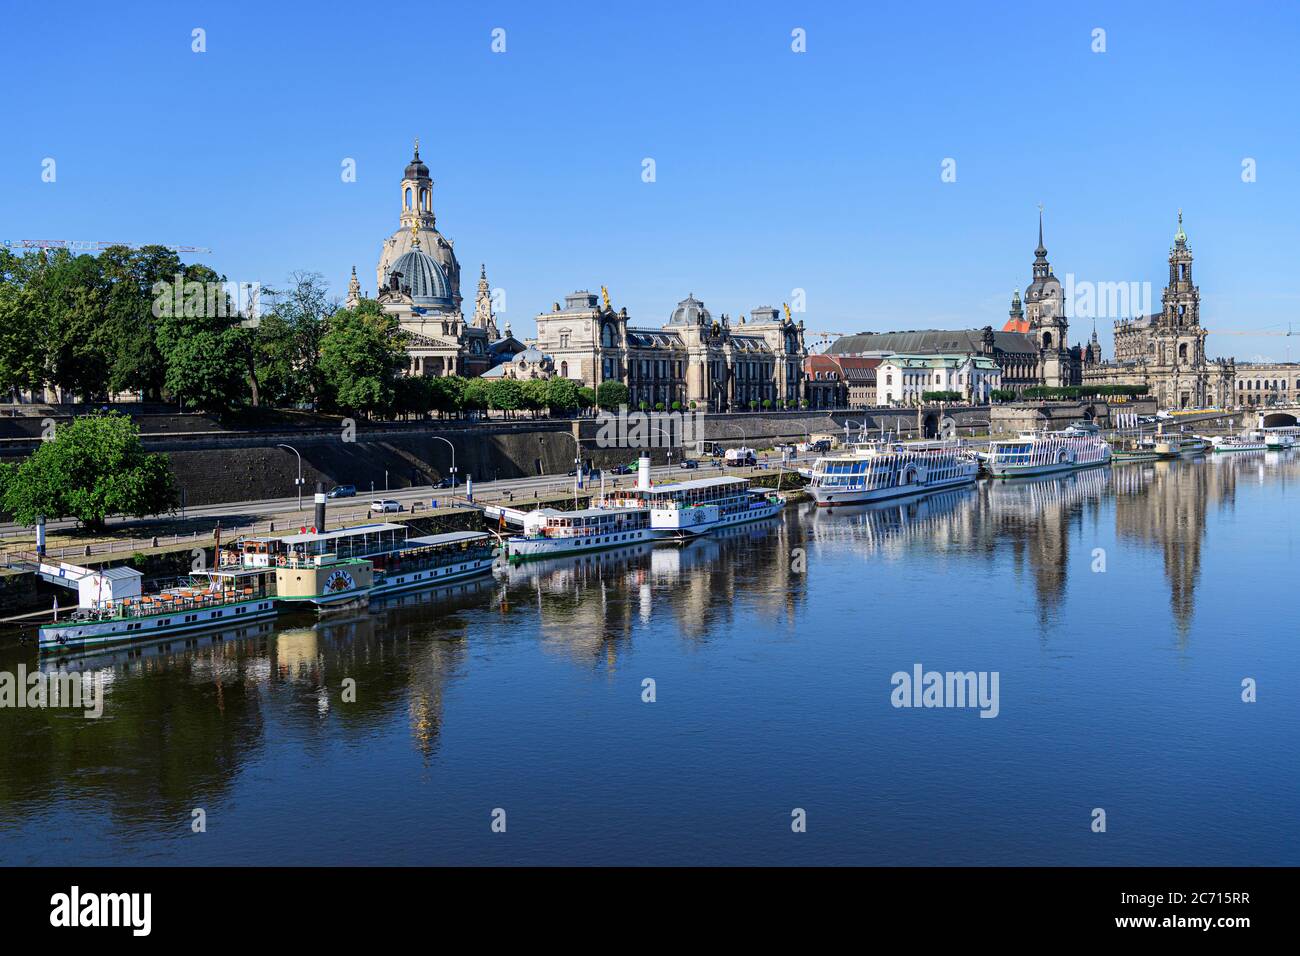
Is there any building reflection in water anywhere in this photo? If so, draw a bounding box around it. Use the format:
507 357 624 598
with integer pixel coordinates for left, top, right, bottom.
10 453 1300 827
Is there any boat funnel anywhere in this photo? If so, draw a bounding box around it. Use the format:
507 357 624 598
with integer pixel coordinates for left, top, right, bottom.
314 482 326 530
637 455 651 490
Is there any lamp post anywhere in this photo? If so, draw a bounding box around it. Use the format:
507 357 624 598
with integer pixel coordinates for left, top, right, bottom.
276 443 304 510
431 436 457 488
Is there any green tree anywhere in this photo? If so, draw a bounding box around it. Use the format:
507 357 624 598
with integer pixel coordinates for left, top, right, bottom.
545 376 580 414
0 412 176 531
519 378 548 417
258 272 334 408
577 386 597 413
318 300 406 418
163 325 250 413
596 380 629 411
462 378 490 415
487 378 523 416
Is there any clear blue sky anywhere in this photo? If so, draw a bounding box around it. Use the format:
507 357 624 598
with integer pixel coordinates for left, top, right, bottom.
4 0 1299 361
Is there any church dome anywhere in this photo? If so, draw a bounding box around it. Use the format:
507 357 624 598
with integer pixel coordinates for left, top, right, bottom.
405 146 429 181
668 294 711 326
388 247 451 306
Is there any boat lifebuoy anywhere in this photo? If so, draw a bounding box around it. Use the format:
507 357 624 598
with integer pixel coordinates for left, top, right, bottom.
277 556 287 567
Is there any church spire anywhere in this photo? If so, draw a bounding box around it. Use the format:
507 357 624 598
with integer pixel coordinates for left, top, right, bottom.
1035 203 1047 258
1174 208 1187 245
346 265 361 309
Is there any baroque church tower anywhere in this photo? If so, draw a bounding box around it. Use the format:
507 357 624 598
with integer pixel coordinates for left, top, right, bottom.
474 264 499 339
376 140 463 309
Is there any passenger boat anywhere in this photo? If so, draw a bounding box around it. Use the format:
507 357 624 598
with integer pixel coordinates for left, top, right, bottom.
505 505 653 561
601 469 785 538
39 565 278 652
1211 434 1267 453
40 523 497 653
369 530 496 594
808 441 979 506
1263 431 1295 450
1110 435 1174 463
1167 436 1210 456
986 431 1112 478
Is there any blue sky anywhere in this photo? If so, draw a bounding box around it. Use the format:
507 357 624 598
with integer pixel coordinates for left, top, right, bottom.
4 0 1299 361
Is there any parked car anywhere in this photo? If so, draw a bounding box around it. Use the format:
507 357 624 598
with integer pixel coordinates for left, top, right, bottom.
679 458 699 470
370 499 403 513
326 484 356 499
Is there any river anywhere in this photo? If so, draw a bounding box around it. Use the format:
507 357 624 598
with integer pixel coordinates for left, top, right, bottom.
1 451 1296 865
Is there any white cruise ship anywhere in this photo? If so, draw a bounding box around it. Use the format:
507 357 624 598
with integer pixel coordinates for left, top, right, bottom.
986 432 1112 479
505 505 653 561
601 457 785 538
809 441 980 506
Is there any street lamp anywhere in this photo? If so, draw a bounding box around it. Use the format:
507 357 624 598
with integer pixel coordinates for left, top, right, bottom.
431 436 457 488
276 443 304 510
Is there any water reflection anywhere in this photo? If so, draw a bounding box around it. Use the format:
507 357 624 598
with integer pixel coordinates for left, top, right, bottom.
1 451 1297 862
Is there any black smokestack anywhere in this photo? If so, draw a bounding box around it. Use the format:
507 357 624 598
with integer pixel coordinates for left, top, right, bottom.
314 481 326 531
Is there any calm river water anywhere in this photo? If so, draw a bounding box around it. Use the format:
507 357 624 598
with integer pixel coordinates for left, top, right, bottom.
1 452 1296 865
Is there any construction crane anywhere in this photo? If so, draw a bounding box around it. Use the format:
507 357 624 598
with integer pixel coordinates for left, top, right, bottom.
2 239 212 254
808 331 845 353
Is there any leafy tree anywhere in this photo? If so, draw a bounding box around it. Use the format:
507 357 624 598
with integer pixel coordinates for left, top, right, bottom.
596 380 629 411
0 412 176 531
318 300 406 418
163 325 250 413
519 378 548 417
432 375 468 417
462 378 489 414
258 272 334 408
545 377 580 414
394 375 434 419
577 386 597 413
487 378 523 416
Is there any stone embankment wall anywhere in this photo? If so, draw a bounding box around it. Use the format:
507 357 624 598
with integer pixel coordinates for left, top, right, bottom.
1 406 996 508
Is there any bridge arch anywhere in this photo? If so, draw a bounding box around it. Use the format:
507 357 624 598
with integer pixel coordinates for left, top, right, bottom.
1261 412 1298 428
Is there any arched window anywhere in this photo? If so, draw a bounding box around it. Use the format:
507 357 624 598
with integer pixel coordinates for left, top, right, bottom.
601 323 615 348
560 361 568 378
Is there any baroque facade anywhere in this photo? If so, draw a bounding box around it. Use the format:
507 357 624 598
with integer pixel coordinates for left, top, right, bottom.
348 142 502 377
533 290 808 411
1082 212 1235 409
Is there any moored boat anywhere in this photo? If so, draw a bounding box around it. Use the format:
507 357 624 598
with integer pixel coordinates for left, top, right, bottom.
39 565 278 653
808 441 979 506
1211 433 1267 453
506 505 653 561
603 474 784 538
986 431 1112 478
